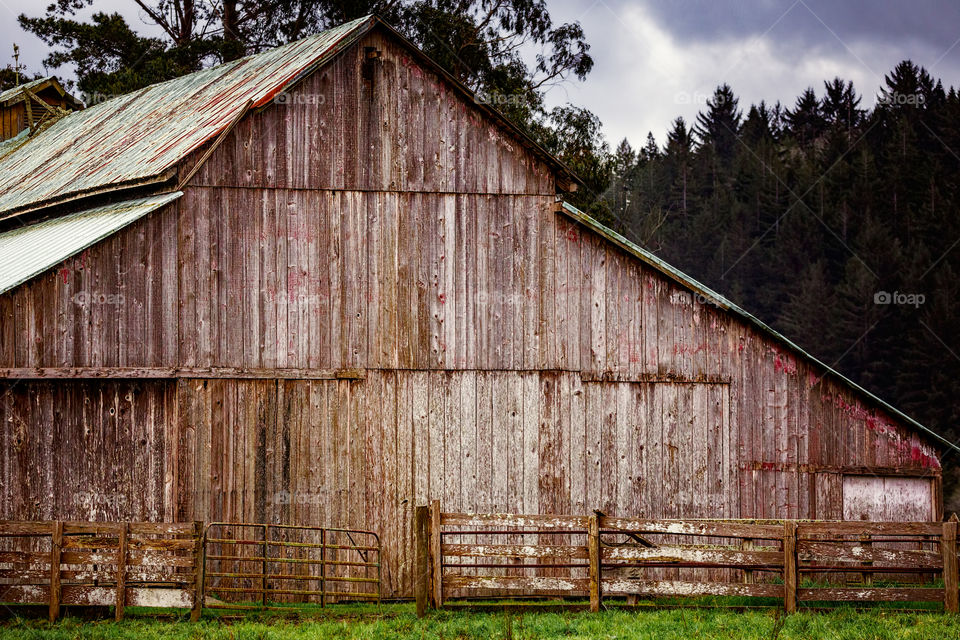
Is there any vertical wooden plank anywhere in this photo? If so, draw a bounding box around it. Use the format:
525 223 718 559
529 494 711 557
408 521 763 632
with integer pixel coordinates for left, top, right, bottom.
415 505 429 616
443 373 461 516
476 372 494 513
784 521 797 614
49 520 62 622
569 374 586 516
460 372 477 515
584 382 602 516
615 382 633 516
428 372 445 504
115 522 129 620
555 215 569 368
942 517 958 614
429 499 442 607
491 373 509 511
412 371 430 507
538 200 556 370
191 520 203 621
590 243 606 373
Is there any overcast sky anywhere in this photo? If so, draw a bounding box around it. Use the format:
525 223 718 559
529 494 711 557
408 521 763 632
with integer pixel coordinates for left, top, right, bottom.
2 0 959 146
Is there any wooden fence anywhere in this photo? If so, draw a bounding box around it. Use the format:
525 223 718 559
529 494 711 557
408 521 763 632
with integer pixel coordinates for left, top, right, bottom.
0 520 203 621
415 502 960 614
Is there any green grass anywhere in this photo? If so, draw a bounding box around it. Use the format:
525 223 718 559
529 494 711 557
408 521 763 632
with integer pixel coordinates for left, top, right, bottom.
2 603 960 639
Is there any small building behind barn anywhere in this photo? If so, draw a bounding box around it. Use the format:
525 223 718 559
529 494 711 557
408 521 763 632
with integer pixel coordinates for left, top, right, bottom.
0 16 952 598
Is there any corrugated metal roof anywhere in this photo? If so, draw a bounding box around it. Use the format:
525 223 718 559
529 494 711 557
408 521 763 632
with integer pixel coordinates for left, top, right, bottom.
0 192 182 295
559 200 958 453
0 77 52 105
0 15 375 219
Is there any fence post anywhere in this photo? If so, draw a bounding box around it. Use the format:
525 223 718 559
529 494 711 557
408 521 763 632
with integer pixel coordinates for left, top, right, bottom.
320 528 326 608
429 500 443 608
262 524 269 608
942 516 958 614
588 514 601 613
190 521 204 622
115 522 129 621
415 506 430 617
49 520 63 623
783 521 797 614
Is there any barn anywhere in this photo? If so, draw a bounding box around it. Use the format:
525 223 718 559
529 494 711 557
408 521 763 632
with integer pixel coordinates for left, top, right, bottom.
0 15 953 598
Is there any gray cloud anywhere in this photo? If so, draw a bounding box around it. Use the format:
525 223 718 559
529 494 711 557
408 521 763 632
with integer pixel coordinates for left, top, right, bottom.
542 0 960 146
635 0 960 54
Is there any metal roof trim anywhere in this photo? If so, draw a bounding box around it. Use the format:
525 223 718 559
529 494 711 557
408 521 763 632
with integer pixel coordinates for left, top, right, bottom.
0 191 182 296
558 200 958 454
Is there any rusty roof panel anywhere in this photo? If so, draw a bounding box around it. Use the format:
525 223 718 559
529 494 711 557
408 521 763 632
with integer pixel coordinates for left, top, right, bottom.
0 15 374 218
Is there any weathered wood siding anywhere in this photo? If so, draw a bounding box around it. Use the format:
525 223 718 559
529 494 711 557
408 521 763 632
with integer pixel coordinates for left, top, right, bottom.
0 380 173 522
1 103 26 142
0 25 943 598
185 30 555 195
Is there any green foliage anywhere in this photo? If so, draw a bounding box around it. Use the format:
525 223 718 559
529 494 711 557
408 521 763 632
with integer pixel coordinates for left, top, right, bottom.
0 66 44 93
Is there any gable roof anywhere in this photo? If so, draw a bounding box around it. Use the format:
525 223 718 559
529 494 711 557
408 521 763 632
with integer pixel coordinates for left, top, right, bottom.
0 16 577 224
559 201 958 454
0 77 83 110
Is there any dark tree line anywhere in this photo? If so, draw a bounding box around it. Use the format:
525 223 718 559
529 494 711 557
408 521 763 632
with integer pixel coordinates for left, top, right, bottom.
601 63 960 484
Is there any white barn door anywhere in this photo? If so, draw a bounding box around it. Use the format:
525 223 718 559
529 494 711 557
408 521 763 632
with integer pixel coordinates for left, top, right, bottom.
842 476 933 521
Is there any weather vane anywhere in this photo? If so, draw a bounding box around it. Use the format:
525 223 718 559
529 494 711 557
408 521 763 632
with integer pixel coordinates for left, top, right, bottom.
13 44 21 87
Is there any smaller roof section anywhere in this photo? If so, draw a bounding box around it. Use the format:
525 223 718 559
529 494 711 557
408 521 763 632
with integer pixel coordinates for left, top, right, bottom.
0 191 182 296
0 77 83 110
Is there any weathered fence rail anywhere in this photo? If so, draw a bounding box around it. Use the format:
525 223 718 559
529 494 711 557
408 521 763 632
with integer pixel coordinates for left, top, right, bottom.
416 502 960 614
1 519 383 620
0 520 203 621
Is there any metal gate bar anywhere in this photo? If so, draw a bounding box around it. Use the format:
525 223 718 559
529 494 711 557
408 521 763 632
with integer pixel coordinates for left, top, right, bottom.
201 523 380 610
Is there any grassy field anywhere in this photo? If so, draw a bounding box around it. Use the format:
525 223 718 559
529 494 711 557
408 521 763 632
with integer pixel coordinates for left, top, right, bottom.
1 603 959 639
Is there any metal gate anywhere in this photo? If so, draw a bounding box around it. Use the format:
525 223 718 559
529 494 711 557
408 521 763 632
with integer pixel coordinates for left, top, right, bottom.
201 523 380 610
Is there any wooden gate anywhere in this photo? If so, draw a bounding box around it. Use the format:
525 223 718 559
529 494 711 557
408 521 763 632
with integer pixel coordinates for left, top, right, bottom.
202 523 381 609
